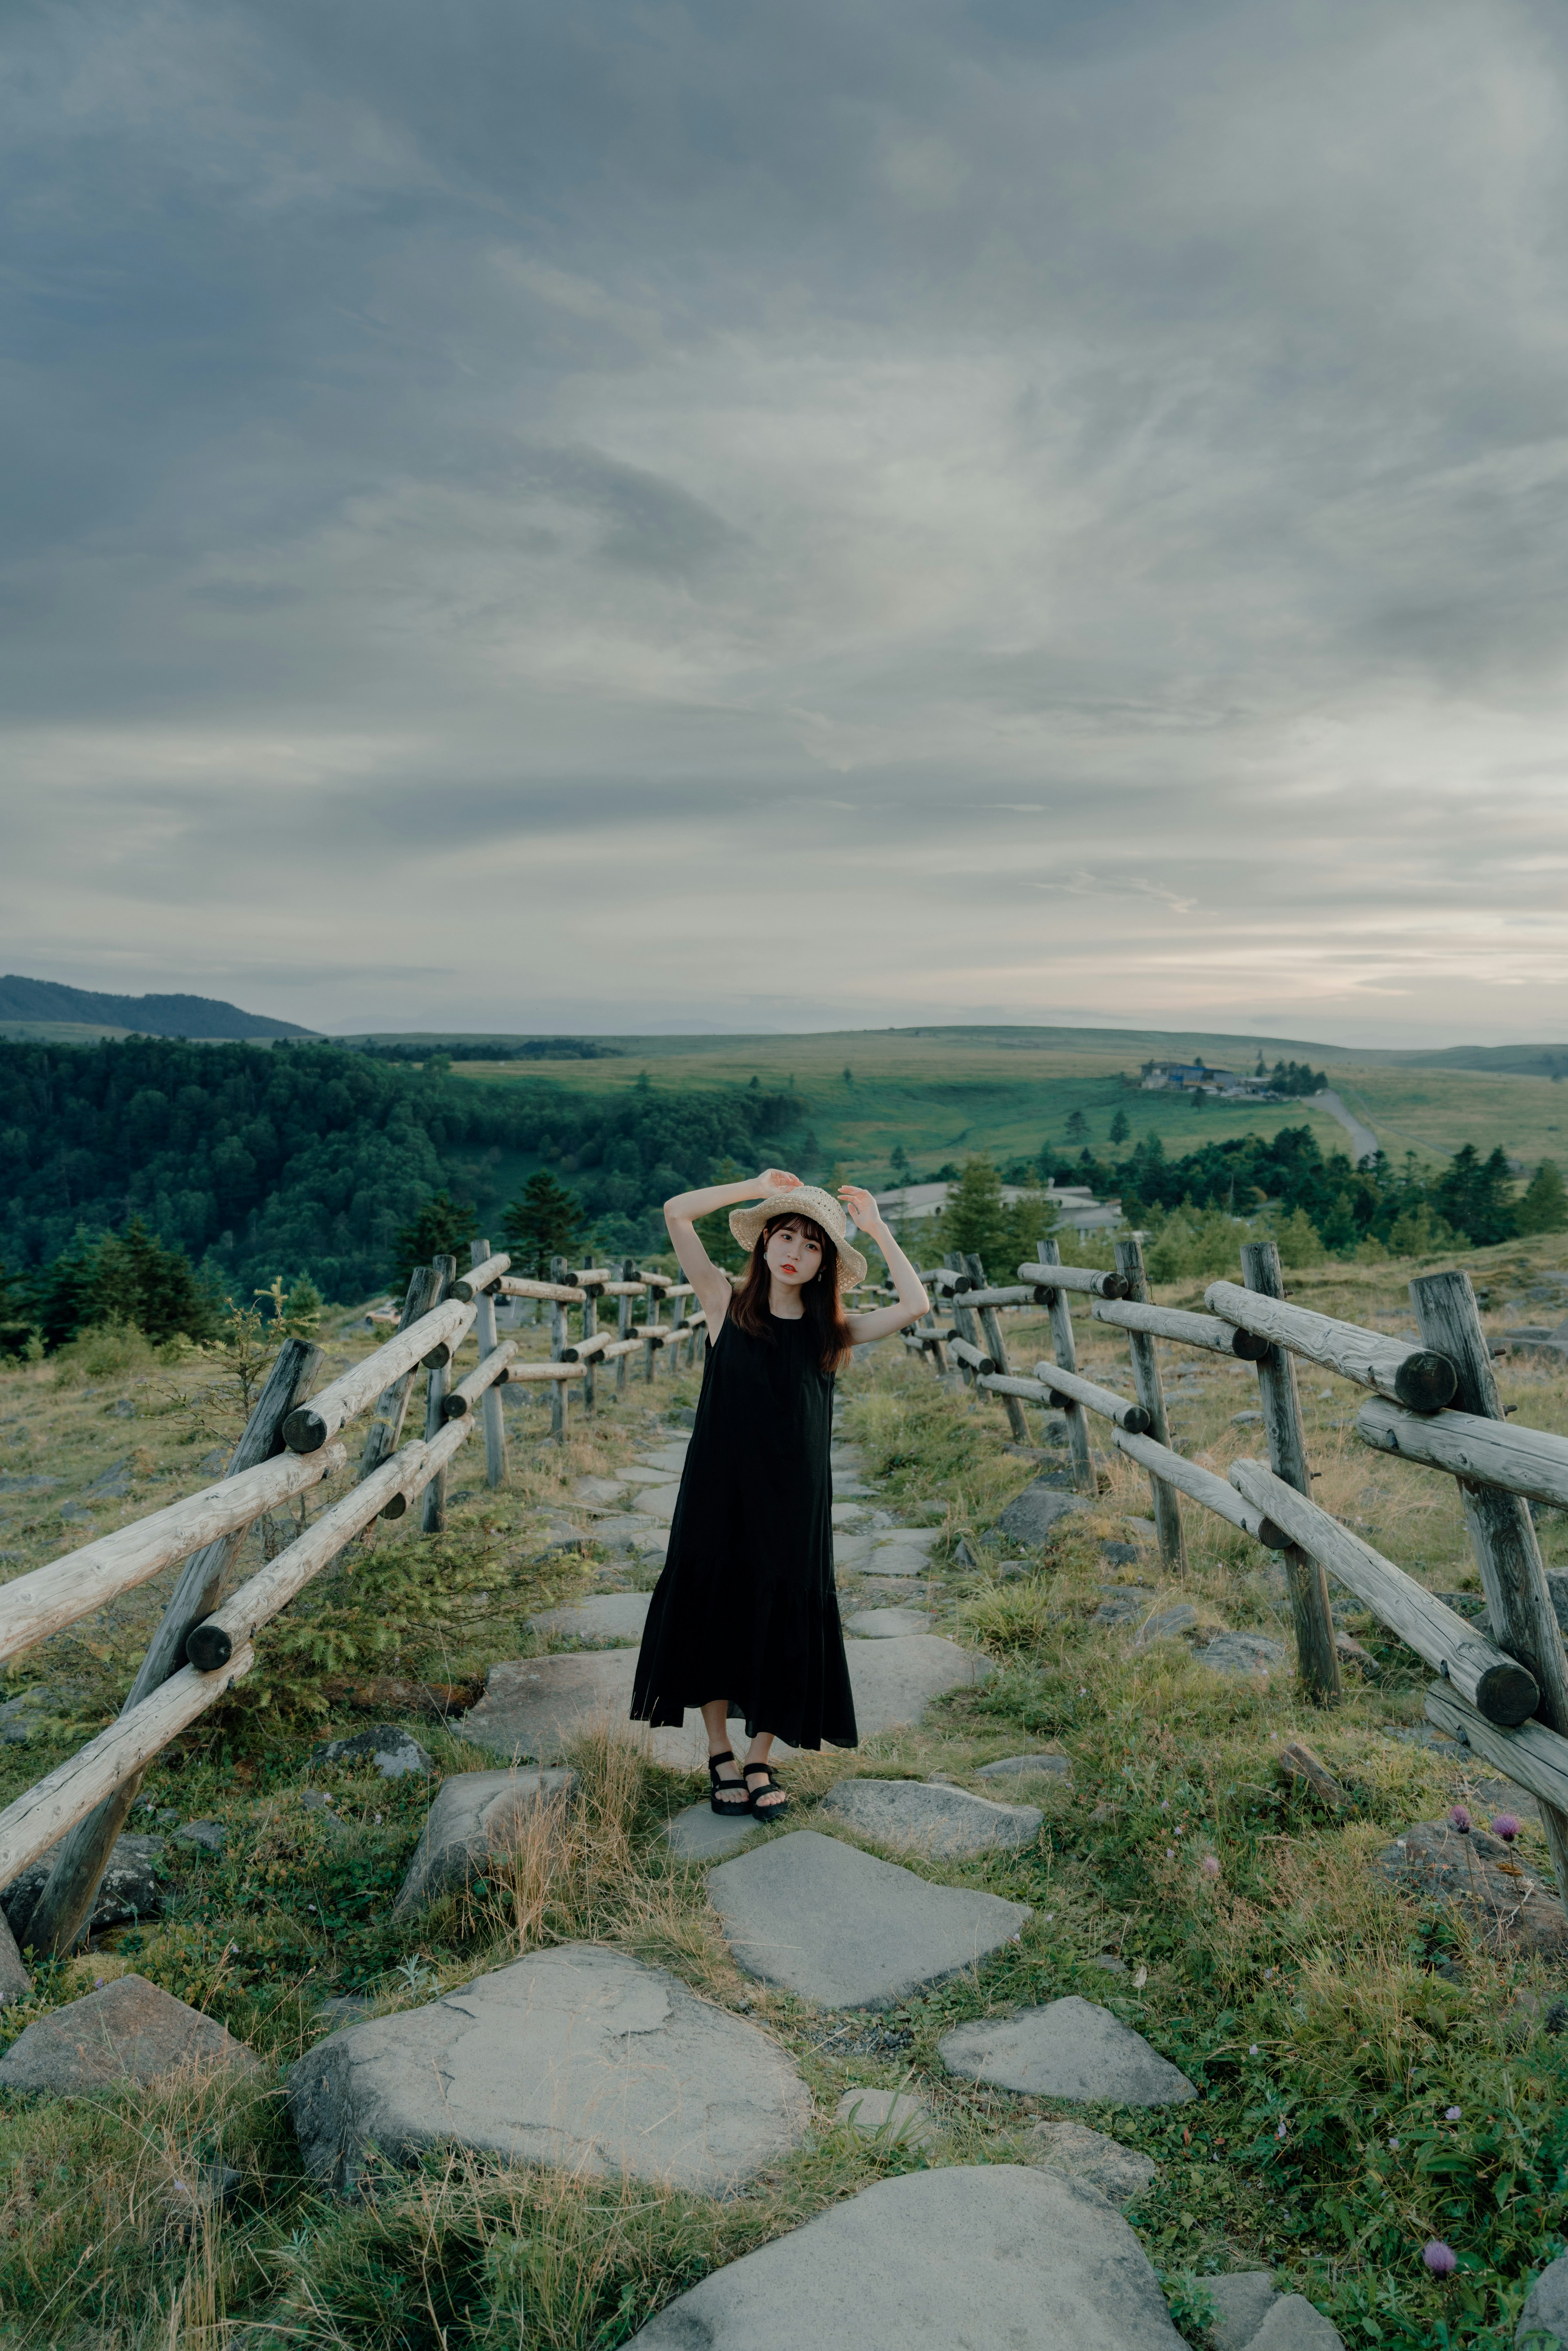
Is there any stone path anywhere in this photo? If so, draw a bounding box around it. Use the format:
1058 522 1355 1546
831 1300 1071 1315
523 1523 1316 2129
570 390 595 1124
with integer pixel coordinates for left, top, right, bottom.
285 1943 809 2197
938 1995 1196 2105
707 1829 1031 2009
625 2165 1189 2348
818 1777 1043 1859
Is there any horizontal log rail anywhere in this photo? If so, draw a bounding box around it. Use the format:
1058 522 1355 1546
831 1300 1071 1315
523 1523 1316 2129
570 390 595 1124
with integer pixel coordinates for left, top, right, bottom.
282 1300 476 1451
497 1276 589 1304
440 1342 517 1419
0 1444 346 1667
506 1360 588 1382
560 1330 614 1364
949 1336 997 1377
451 1251 511 1301
1093 1298 1272 1361
1029 1360 1152 1434
952 1284 1047 1310
1205 1281 1457 1413
1423 1684 1568 1819
1110 1428 1289 1548
1354 1396 1568 1511
1230 1458 1539 1725
1016 1262 1130 1299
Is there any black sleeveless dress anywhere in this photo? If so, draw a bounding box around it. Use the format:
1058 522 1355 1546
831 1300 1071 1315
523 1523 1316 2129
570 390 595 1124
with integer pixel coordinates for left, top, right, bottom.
630 1304 858 1750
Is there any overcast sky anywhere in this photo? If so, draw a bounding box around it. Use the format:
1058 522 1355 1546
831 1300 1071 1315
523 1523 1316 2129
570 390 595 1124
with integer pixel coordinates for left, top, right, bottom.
6 0 1568 1045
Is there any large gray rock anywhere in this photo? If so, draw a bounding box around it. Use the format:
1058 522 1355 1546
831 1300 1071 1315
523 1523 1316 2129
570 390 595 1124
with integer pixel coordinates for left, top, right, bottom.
1198 1631 1290 1680
1520 2252 1568 2347
2 1833 166 1941
1249 2299 1344 2349
996 1481 1092 1546
708 1830 1030 2010
0 1906 30 2004
664 1802 761 1862
1208 2273 1280 2350
285 1943 809 2197
527 1593 650 1645
0 1974 257 2091
392 1768 575 1918
308 1724 432 1780
626 2164 1186 2348
1025 2118 1157 2208
819 1778 1042 1859
939 1996 1196 2105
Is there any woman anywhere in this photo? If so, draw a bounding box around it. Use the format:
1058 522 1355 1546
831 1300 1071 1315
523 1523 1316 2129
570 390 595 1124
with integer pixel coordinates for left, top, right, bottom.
630 1168 930 1820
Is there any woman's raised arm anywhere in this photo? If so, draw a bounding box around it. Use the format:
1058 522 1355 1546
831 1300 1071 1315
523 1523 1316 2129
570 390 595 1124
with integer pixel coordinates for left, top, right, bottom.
664 1168 803 1330
837 1185 930 1342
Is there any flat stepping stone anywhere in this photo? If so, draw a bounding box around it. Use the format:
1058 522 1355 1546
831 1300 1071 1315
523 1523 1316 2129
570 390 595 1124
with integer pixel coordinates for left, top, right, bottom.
996 1480 1092 1546
0 1974 257 2092
630 1446 688 1473
392 1767 574 1918
664 1801 762 1861
528 1593 650 1646
628 1482 683 1518
978 1753 1071 1782
624 2163 1185 2348
1026 2117 1157 2207
940 1995 1196 2104
573 1476 627 1505
834 2086 939 2147
819 1778 1042 1859
844 1606 929 1638
463 1652 732 1770
845 1634 991 1733
286 1942 808 2197
1198 1631 1290 1679
1376 1819 1568 1958
308 1723 432 1779
860 1543 936 1579
1237 2297 1345 2349
708 1829 1030 2009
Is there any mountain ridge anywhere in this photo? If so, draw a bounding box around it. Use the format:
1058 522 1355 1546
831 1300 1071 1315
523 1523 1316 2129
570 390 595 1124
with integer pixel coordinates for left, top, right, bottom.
0 974 314 1040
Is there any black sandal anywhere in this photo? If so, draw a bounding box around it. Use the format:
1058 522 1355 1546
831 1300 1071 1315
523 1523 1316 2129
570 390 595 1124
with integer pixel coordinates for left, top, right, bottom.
708 1750 750 1816
744 1763 789 1823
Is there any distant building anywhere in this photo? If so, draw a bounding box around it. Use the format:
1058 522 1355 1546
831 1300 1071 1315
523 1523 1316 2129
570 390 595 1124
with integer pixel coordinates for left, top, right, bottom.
1139 1058 1276 1097
869 1180 1121 1235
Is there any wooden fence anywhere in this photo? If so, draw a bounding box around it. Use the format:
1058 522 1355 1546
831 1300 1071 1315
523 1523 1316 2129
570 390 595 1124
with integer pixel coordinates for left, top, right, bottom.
903 1234 1568 1910
0 1243 708 1959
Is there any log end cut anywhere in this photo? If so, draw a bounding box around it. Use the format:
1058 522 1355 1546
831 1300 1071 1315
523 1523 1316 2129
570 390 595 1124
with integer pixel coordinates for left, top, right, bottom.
1392 1350 1459 1414
282 1406 330 1455
1471 1655 1541 1727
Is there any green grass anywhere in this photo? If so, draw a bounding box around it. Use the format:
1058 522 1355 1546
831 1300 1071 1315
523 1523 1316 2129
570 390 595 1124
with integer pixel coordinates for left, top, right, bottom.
5 1236 1568 2342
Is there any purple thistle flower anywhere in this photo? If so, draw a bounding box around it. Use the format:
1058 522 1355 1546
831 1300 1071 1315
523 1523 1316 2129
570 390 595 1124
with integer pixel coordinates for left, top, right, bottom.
1445 2106 1462 2121
1491 1813 1522 1843
1423 2240 1458 2277
1448 1805 1472 1834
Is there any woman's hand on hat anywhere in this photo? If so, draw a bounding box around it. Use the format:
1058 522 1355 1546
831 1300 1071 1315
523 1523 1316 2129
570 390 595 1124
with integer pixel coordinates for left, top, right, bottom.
755 1167 802 1195
837 1182 885 1236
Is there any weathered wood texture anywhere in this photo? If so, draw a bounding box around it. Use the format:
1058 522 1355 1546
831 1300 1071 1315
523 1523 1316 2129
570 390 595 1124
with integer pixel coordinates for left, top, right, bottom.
497 1276 588 1304
441 1343 517 1419
967 1254 1030 1442
283 1298 473 1452
1092 1298 1272 1360
1424 1683 1568 1819
1230 1457 1538 1725
1027 1361 1152 1433
1017 1262 1130 1299
1114 1237 1187 1577
506 1361 588 1382
470 1239 508 1490
14 1337 321 1956
1355 1396 1568 1509
616 1258 635 1395
1111 1428 1289 1548
1410 1269 1568 1904
957 1285 1046 1310
949 1335 998 1377
357 1266 439 1478
451 1250 511 1302
1240 1239 1342 1707
561 1329 612 1363
0 1444 344 1666
1204 1280 1458 1411
422 1257 457 1535
1038 1237 1094 1492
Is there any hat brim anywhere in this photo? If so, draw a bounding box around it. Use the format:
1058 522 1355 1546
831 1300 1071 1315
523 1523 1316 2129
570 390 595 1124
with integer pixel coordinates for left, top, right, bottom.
728 1190 868 1291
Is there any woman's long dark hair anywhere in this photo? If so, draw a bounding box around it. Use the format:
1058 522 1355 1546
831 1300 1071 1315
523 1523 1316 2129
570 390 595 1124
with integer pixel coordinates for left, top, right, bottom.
730 1213 855 1375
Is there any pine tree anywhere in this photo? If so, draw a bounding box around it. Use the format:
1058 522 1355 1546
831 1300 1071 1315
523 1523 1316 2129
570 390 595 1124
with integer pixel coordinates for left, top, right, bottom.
1109 1108 1130 1146
1518 1159 1568 1235
0 1263 32 1357
890 1142 911 1180
1435 1145 1517 1247
942 1157 1010 1274
505 1172 584 1277
1065 1109 1089 1143
394 1190 478 1283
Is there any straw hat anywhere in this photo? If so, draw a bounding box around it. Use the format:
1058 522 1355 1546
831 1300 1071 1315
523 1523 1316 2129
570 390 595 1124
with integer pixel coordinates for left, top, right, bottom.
728 1185 868 1291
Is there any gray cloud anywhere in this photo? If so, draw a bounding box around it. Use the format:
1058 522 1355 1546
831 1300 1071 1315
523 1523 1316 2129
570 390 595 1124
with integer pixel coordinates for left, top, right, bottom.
3 0 1568 1043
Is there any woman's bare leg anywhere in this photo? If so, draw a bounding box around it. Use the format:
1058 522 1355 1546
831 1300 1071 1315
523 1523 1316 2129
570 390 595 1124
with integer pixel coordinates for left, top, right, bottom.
743 1734 786 1816
702 1700 747 1806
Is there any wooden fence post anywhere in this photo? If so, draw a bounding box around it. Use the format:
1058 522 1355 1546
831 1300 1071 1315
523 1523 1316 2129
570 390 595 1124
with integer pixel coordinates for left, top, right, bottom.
1411 1269 1568 1891
549 1256 569 1441
358 1264 438 1481
616 1259 634 1397
15 1337 321 1957
947 1254 980 1386
964 1253 1031 1443
470 1239 508 1491
1241 1237 1341 1705
1039 1237 1095 1493
421 1256 457 1530
1114 1235 1188 1578
581 1281 598 1417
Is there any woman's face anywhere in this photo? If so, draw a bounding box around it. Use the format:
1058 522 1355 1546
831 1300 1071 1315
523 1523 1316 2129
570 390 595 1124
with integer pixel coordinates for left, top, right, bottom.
764 1218 823 1289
